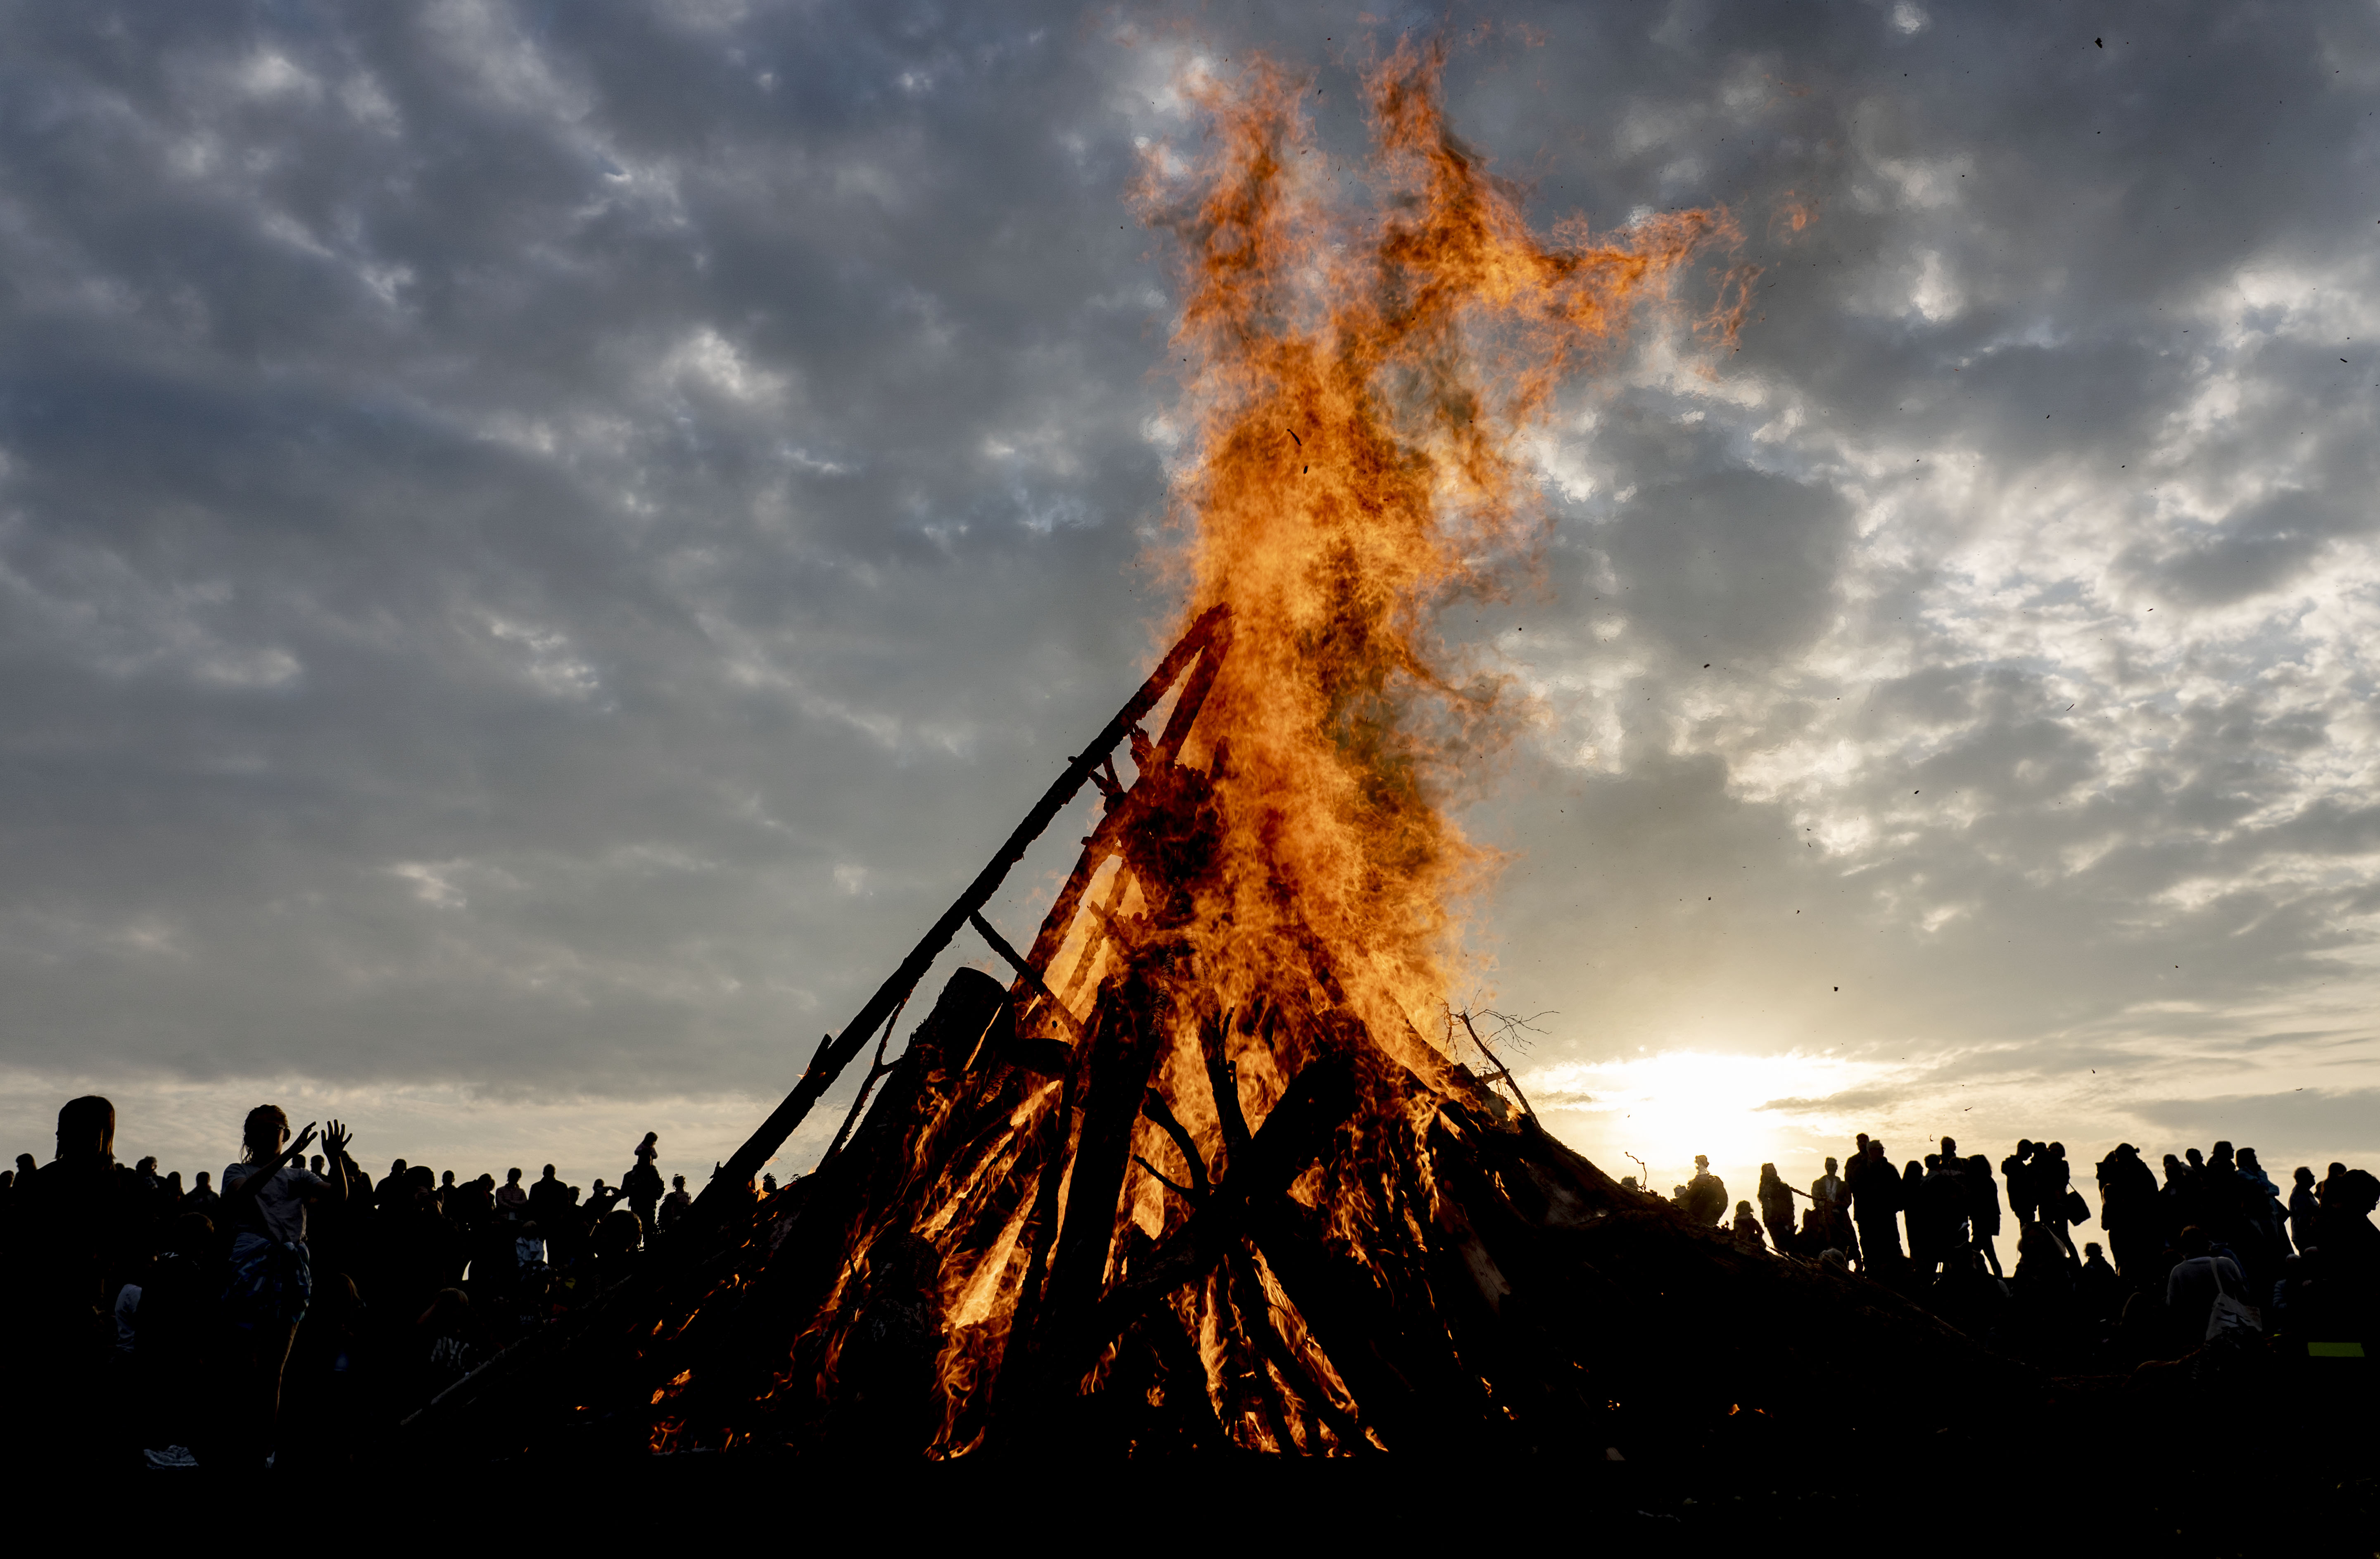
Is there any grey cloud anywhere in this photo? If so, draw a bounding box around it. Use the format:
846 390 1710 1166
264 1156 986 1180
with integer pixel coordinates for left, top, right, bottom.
1760 1086 1904 1118
5 0 2380 1189
2129 1089 2380 1161
2124 488 2375 607
1595 470 1851 664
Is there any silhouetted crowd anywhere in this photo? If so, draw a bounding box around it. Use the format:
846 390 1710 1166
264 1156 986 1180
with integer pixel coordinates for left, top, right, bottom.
1633 1133 2380 1369
0 1094 767 1472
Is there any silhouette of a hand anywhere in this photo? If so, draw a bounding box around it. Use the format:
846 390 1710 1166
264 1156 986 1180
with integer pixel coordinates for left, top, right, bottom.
322 1119 351 1160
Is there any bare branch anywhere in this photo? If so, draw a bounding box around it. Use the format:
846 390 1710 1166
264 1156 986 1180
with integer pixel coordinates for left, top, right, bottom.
1454 1008 1537 1122
1133 1154 1200 1205
1140 1087 1212 1203
819 993 907 1169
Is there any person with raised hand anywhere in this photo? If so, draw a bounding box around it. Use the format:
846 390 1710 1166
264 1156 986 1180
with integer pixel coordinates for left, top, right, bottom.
220 1107 349 1466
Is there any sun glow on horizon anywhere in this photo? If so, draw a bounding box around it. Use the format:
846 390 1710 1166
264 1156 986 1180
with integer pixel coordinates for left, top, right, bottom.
1521 1048 1895 1196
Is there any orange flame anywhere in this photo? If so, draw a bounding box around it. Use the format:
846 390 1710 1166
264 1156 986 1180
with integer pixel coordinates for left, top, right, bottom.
630 42 1748 1462
1137 41 1734 1047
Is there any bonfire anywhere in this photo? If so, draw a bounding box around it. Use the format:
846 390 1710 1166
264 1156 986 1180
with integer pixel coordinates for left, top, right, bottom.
420 45 2013 1462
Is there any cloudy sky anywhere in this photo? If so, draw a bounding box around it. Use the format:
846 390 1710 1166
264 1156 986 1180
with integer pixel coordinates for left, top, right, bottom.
4 1 2376 1208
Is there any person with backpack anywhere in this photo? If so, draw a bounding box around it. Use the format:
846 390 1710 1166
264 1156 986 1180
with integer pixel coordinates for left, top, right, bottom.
2035 1141 2078 1260
1683 1156 1728 1226
2164 1225 2252 1351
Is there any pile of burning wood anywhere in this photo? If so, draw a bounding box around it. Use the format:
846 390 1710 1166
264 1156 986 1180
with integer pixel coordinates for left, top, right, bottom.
416 610 2019 1462
414 50 2026 1460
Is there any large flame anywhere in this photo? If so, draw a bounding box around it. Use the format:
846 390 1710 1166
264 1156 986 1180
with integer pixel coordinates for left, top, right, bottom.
1133 42 1734 1050
640 41 1747 1463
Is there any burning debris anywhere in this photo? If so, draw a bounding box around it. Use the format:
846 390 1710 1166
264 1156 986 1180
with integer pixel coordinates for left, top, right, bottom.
413 47 2018 1460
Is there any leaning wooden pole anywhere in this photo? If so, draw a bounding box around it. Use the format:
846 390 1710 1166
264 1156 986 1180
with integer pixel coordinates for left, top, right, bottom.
691 604 1232 1225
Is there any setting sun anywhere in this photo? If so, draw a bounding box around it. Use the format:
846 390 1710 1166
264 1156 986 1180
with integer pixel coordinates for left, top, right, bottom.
1522 1049 1888 1205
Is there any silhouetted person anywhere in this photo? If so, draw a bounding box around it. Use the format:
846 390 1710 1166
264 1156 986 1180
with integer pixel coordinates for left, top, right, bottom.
1676 1155 1726 1225
2012 1221 2078 1360
527 1164 571 1228
1683 1156 1728 1226
2097 1143 2159 1278
1945 1246 2013 1334
540 1175 588 1274
1811 1157 1855 1261
2078 1241 2122 1326
1967 1154 2004 1277
2002 1140 2038 1228
623 1134 665 1240
2236 1148 2286 1271
2317 1160 2350 1208
596 1208 645 1274
1917 1155 1969 1279
2160 1153 2192 1246
659 1174 693 1231
134 1210 218 1464
2289 1166 2320 1255
1902 1158 1931 1272
375 1158 409 1203
13 1096 146 1466
220 1107 348 1468
2313 1167 2380 1262
412 1288 477 1402
2202 1140 2248 1254
2035 1141 2076 1259
495 1167 528 1217
1849 1141 1904 1269
380 1165 461 1317
2287 1169 2380 1348
2165 1225 2248 1351
183 1169 221 1216
1757 1164 1795 1252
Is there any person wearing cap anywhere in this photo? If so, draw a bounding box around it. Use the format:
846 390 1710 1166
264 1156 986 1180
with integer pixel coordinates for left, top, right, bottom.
622 1133 665 1241
1684 1155 1728 1226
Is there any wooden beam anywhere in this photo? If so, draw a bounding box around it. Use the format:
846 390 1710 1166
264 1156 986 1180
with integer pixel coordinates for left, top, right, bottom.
691 605 1231 1224
968 910 1085 1042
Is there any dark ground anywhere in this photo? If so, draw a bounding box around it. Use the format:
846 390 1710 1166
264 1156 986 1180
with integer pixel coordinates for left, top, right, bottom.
100 1347 2376 1554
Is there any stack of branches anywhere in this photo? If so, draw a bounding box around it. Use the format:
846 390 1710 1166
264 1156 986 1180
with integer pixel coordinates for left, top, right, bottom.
412 609 2031 1463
